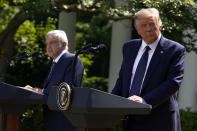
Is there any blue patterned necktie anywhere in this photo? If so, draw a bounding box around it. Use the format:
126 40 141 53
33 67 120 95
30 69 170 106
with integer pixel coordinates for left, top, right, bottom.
129 46 151 96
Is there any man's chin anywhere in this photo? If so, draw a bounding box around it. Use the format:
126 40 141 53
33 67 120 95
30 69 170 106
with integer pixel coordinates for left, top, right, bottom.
48 54 54 59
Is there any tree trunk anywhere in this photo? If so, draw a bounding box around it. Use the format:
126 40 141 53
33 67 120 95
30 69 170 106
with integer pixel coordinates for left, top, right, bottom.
0 10 27 81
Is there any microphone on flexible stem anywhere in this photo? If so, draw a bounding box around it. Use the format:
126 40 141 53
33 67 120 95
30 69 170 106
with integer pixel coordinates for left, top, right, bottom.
81 44 93 50
15 51 27 58
81 44 106 54
88 44 106 53
76 44 93 55
16 51 38 60
7 51 39 64
27 52 39 58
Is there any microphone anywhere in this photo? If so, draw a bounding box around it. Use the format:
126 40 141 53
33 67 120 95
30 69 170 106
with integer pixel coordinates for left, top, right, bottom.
12 51 38 60
28 52 39 58
17 51 27 57
7 51 39 64
89 44 106 53
82 44 106 54
82 44 93 50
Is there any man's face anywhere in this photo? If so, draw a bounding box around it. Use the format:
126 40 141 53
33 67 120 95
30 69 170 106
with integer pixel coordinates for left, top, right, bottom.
46 35 64 59
135 16 160 44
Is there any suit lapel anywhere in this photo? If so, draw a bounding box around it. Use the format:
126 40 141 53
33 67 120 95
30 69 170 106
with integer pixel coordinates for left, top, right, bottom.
124 40 142 96
43 62 57 88
43 52 73 89
141 36 167 93
43 53 67 88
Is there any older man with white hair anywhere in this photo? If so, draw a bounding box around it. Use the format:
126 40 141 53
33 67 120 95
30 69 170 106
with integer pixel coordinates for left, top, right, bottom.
26 30 84 131
43 30 84 131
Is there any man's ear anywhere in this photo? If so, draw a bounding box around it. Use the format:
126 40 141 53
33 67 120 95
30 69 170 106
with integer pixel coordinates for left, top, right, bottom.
135 27 140 35
159 26 162 31
63 42 67 47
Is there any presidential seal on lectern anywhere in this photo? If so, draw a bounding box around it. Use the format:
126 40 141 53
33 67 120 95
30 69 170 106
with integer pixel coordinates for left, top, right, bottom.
56 82 71 111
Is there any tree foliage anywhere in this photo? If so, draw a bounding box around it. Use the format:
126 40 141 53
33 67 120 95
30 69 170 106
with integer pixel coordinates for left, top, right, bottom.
116 0 197 52
1 0 197 81
42 0 197 52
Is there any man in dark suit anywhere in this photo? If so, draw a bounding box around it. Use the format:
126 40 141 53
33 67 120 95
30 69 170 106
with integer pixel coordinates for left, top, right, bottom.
26 30 84 131
112 8 185 131
43 30 84 131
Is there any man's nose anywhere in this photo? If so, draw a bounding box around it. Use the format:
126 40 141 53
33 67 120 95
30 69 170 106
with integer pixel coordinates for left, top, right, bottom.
46 44 51 48
145 24 152 31
46 45 51 51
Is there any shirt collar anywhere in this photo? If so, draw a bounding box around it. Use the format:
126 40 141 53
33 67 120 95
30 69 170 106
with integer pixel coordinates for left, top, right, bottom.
142 33 161 51
53 50 67 63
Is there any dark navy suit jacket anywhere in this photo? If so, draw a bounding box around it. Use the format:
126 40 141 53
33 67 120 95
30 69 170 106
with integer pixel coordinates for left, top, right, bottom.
43 52 84 131
112 36 185 131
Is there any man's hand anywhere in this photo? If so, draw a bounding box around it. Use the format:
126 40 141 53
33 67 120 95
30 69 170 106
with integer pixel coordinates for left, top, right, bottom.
128 95 146 103
24 85 43 94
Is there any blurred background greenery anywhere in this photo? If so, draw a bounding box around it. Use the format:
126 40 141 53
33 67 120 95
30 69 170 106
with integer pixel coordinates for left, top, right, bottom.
0 0 197 130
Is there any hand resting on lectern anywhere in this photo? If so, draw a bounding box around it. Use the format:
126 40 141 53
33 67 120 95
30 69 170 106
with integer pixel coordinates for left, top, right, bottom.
24 85 43 94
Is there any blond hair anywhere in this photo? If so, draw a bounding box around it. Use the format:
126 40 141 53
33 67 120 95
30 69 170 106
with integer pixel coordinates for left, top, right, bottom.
134 8 162 28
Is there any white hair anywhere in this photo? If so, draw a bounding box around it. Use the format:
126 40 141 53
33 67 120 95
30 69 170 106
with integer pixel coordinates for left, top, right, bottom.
134 8 162 28
46 30 69 51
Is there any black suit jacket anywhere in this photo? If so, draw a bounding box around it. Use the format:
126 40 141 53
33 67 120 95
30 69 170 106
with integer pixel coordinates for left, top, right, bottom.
43 52 84 131
112 36 186 131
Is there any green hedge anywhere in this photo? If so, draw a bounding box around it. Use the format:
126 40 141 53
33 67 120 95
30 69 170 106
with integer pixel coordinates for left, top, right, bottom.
83 76 108 92
180 109 197 131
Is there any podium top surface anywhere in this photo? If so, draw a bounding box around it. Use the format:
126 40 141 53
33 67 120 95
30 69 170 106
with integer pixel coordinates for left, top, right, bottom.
69 88 152 115
48 86 152 115
0 82 46 105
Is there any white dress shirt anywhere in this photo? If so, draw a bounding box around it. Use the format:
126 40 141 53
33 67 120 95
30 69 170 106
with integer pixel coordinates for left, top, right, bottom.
54 50 67 63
